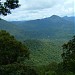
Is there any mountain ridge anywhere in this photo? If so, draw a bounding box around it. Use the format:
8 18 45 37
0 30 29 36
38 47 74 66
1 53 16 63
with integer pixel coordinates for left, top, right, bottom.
0 15 74 40
11 15 74 40
11 15 75 22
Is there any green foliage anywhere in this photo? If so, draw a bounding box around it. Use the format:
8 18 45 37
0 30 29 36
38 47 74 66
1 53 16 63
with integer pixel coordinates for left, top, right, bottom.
0 0 20 15
66 72 75 75
46 62 58 72
24 39 62 65
62 36 75 73
23 39 65 75
56 62 65 75
31 62 58 75
0 63 38 75
0 30 29 65
0 30 38 75
0 15 74 74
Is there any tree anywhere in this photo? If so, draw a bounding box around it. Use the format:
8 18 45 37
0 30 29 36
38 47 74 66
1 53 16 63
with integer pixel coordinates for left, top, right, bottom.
0 0 20 16
62 36 75 73
0 30 29 65
0 63 38 75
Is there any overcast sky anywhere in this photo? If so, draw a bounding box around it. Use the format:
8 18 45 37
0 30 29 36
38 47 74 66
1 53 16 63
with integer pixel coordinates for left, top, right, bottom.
1 0 75 21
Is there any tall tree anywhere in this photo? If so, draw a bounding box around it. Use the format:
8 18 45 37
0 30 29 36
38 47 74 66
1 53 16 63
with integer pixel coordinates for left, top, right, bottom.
62 36 75 73
0 30 38 75
0 0 20 16
0 30 29 65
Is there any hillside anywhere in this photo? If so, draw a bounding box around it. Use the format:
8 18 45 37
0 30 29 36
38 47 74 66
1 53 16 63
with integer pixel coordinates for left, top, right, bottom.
24 39 64 65
0 19 63 65
0 15 74 65
12 15 74 40
10 15 74 65
63 16 75 23
0 15 74 41
0 19 26 40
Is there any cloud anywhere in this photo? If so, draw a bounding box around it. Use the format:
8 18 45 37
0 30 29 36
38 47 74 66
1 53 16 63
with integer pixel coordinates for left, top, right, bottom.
21 0 56 10
19 0 66 10
1 0 75 21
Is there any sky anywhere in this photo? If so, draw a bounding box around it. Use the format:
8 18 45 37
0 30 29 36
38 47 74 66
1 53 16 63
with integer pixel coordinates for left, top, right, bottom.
1 0 75 21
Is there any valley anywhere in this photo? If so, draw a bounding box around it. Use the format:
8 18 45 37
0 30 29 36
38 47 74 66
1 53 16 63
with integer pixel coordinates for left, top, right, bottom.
0 15 74 65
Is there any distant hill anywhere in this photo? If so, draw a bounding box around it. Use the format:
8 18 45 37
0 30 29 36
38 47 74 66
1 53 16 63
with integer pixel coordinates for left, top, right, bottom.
0 19 25 40
0 19 16 34
0 15 74 40
63 16 75 23
11 15 74 40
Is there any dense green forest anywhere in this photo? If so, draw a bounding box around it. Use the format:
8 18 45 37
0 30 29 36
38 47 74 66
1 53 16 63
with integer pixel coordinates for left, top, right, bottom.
0 0 75 74
0 30 75 75
0 3 75 74
0 30 38 75
24 39 62 65
0 15 75 74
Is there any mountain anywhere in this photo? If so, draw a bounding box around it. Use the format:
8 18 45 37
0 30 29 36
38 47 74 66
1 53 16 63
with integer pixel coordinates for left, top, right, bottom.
11 15 74 40
0 19 16 33
63 16 75 23
0 19 25 40
0 15 74 65
0 15 74 41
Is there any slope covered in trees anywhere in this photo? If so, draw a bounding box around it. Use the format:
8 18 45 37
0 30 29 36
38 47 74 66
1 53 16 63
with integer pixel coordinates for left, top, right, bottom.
0 19 25 40
0 30 38 75
12 15 74 40
62 36 75 73
0 15 74 74
24 39 62 65
0 30 29 65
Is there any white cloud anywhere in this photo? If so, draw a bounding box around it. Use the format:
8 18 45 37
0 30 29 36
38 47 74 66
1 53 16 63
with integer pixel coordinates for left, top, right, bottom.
1 0 75 21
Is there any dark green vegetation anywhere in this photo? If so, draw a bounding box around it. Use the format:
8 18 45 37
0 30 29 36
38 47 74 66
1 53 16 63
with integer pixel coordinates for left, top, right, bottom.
32 37 75 75
0 15 74 65
0 15 75 75
24 39 62 65
0 30 29 65
55 36 75 75
0 30 37 75
0 0 20 15
62 36 75 74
